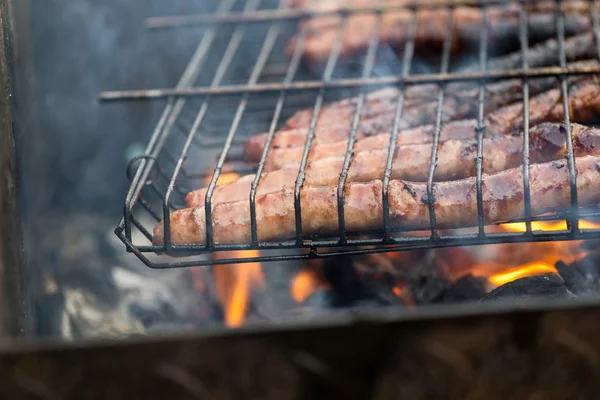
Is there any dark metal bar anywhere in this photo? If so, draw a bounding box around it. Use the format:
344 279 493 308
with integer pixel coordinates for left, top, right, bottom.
204 0 279 248
425 8 455 238
131 218 600 253
474 6 489 236
145 0 508 29
336 12 382 244
555 0 579 233
382 10 417 240
293 17 347 244
123 0 237 242
129 213 156 241
519 0 533 234
99 65 600 101
0 0 25 337
250 7 307 245
6 293 600 400
163 0 263 250
118 228 600 268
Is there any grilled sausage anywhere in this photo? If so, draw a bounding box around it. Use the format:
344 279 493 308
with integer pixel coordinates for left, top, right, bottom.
154 155 600 246
288 1 591 62
284 86 400 129
243 118 477 164
186 123 600 207
282 59 593 134
243 73 600 163
405 32 599 107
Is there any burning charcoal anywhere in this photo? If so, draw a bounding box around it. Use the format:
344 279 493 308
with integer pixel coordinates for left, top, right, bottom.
480 274 570 303
323 256 393 308
439 274 488 303
410 275 452 305
556 255 600 297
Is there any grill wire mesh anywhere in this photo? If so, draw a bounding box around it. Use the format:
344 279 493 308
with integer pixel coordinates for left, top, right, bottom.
109 0 600 268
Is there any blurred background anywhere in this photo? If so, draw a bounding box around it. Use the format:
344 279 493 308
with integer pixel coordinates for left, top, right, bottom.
16 0 211 338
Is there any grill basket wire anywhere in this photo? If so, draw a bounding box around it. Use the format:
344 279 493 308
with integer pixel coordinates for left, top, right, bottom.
112 0 600 268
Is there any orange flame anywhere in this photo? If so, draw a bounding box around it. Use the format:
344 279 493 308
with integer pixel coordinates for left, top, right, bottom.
467 220 600 287
200 172 266 328
291 268 325 303
488 262 557 286
501 220 600 232
214 256 264 327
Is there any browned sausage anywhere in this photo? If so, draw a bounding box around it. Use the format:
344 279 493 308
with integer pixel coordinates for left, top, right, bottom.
154 155 600 246
288 1 590 62
243 74 600 163
186 123 599 207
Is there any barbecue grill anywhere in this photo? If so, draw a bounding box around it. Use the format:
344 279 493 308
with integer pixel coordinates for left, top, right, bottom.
4 0 600 398
107 0 600 268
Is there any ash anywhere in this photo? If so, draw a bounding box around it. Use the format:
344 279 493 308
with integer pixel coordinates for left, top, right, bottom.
33 214 199 338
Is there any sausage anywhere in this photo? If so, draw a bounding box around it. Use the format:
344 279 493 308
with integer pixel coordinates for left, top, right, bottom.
288 1 591 62
284 86 400 130
243 73 600 164
244 119 478 166
154 155 600 246
405 32 598 107
186 123 599 207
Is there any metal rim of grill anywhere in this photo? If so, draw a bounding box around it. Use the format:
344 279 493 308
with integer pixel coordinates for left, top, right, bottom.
108 0 600 268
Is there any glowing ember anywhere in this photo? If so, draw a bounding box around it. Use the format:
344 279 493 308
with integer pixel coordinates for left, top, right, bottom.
501 219 600 232
488 262 557 286
291 268 325 303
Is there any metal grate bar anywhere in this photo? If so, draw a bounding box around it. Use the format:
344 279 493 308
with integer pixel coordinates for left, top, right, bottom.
425 8 456 238
204 0 282 247
99 65 600 101
249 1 306 245
163 0 263 249
474 6 489 236
117 229 600 268
123 0 237 242
293 17 348 244
555 0 579 233
382 10 417 240
113 0 600 267
336 13 383 244
128 217 600 254
519 1 533 234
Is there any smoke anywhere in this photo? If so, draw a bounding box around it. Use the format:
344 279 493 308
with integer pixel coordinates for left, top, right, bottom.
15 0 225 336
20 0 215 216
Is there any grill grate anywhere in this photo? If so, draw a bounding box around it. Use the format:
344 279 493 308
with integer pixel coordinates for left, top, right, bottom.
109 0 600 268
